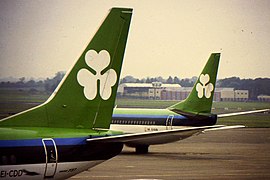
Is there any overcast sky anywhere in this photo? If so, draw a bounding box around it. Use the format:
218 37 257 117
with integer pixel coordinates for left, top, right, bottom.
0 0 270 80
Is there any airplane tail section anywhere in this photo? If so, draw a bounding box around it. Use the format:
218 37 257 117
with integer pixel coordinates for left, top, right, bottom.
0 8 133 129
168 53 220 116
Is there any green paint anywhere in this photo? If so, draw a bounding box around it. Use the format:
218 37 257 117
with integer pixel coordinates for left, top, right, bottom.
114 108 177 116
0 127 122 140
168 53 220 115
0 8 133 132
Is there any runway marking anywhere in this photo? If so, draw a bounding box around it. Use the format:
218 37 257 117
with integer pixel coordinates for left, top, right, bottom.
71 174 176 179
125 165 135 168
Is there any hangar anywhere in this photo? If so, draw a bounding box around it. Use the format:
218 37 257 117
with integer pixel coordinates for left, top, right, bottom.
118 82 181 98
118 83 249 101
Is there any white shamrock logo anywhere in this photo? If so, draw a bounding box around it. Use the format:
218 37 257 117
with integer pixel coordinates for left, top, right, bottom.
195 74 214 98
77 50 117 100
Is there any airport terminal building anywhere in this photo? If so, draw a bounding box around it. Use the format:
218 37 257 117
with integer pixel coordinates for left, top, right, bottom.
118 82 181 98
118 83 249 101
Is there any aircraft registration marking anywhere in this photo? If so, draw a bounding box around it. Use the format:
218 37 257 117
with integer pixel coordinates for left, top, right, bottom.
0 169 23 178
145 127 159 132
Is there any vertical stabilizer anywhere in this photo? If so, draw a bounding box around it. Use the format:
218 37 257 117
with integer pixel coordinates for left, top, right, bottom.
168 53 220 115
0 8 133 129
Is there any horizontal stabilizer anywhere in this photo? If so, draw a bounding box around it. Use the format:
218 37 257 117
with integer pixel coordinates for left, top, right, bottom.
87 125 224 143
218 109 269 118
203 125 245 132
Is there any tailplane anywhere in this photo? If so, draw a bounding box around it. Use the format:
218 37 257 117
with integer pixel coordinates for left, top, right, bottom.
168 53 220 116
0 8 133 129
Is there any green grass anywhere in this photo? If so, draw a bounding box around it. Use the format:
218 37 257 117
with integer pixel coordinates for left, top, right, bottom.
0 88 49 103
0 90 269 127
213 102 270 128
0 88 49 117
116 98 270 110
115 98 179 108
217 114 270 128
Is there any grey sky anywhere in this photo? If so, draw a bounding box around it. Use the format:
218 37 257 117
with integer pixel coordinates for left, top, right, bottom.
0 0 270 79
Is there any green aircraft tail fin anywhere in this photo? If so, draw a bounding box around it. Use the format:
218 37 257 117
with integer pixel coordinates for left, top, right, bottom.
168 53 220 116
0 8 133 129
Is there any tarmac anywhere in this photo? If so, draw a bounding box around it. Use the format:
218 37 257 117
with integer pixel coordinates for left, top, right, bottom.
70 128 270 179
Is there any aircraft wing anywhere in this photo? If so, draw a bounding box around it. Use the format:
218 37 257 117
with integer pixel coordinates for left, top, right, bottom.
86 125 242 144
217 109 269 118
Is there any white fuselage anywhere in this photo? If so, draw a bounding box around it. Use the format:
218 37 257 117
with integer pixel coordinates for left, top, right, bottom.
0 161 104 180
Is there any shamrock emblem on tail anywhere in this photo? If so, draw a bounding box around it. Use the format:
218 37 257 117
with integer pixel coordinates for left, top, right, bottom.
195 74 214 98
77 50 117 100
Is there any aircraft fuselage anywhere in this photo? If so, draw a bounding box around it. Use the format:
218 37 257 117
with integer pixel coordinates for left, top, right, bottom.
111 108 217 146
0 127 123 179
112 108 217 128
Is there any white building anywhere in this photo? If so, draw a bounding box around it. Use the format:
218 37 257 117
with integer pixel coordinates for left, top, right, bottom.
219 88 235 101
117 82 181 98
234 90 249 101
258 95 270 102
118 83 249 101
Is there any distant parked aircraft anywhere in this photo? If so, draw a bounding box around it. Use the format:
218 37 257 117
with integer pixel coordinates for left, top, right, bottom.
111 53 269 153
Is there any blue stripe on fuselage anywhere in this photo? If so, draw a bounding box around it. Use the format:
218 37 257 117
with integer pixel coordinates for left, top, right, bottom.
112 113 217 127
0 136 106 147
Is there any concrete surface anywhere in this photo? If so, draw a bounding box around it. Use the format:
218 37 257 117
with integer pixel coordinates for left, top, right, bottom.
70 128 270 179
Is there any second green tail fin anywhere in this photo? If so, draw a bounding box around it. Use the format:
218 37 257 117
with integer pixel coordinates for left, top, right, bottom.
168 53 220 115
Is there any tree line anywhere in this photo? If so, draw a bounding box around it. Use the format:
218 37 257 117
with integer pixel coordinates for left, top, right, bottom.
120 75 197 87
0 72 269 100
0 72 65 94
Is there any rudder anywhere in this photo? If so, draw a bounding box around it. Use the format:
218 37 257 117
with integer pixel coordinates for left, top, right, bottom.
168 53 220 116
